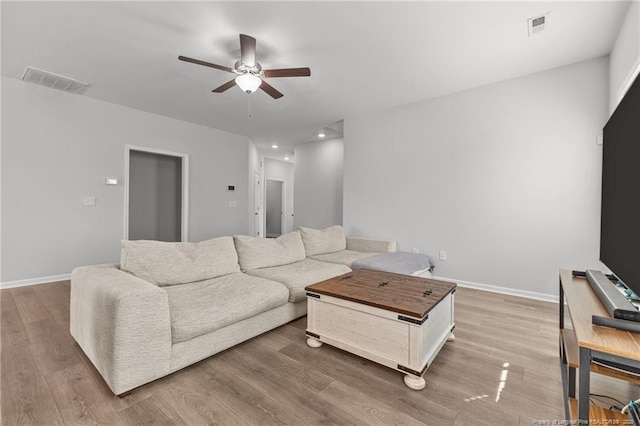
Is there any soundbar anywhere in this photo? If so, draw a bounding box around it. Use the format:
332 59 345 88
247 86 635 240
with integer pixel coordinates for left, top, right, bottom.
592 315 640 333
587 270 640 322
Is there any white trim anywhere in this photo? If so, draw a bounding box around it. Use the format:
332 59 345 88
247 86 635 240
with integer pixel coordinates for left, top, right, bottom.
124 145 189 242
280 180 287 234
1 274 71 290
253 170 262 237
616 59 640 107
431 275 559 304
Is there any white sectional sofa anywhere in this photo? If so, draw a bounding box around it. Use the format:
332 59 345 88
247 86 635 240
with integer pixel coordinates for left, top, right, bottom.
70 226 396 395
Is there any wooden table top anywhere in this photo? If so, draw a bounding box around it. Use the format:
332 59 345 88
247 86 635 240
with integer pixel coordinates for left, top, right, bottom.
560 269 640 360
305 269 456 319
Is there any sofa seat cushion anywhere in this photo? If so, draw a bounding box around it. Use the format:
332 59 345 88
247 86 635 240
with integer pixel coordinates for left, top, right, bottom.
120 236 240 286
234 232 306 271
351 252 435 276
165 273 289 343
309 250 379 267
246 259 351 303
298 225 346 256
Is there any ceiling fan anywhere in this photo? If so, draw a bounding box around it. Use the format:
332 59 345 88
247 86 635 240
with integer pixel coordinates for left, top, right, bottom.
178 34 311 99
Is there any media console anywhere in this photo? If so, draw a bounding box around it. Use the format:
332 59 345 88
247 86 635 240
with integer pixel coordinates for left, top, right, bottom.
559 269 640 425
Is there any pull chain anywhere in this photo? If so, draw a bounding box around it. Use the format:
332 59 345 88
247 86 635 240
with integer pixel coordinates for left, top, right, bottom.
247 95 253 118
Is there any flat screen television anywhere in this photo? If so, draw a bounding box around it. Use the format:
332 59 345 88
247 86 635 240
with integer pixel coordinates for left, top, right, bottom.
600 70 640 300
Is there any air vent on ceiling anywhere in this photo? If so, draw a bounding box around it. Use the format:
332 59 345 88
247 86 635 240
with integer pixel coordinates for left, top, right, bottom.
528 13 549 36
21 66 90 94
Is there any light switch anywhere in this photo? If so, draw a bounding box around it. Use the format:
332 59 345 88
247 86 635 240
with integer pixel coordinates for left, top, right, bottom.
83 196 96 206
105 178 119 185
229 201 238 208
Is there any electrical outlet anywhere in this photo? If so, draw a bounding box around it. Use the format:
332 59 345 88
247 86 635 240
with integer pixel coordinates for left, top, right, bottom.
83 196 96 206
439 250 447 261
412 248 420 254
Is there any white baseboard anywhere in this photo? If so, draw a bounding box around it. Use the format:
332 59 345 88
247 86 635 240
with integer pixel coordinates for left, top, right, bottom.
432 275 559 304
1 273 71 290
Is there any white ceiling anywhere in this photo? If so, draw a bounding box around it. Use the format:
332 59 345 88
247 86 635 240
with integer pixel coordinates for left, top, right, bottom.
1 1 630 156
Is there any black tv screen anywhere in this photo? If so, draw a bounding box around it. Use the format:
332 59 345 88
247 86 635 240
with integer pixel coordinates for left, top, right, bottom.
600 71 640 299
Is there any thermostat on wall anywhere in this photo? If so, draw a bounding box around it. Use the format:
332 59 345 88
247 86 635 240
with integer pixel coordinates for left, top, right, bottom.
227 185 235 191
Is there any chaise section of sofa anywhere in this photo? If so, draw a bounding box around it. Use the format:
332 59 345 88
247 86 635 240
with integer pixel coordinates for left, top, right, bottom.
299 225 397 267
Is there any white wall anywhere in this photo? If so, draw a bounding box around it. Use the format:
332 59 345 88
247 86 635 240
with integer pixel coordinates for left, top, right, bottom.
1 76 252 284
344 57 609 298
263 158 294 234
609 1 640 112
293 138 344 229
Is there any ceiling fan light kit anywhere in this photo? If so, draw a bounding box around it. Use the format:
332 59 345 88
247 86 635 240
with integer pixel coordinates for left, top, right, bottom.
179 33 311 99
235 73 262 94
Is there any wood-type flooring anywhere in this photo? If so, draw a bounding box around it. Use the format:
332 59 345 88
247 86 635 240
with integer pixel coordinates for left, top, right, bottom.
1 280 637 425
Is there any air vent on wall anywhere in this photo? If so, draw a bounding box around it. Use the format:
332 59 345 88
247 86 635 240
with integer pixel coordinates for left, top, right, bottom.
21 66 90 94
528 13 549 36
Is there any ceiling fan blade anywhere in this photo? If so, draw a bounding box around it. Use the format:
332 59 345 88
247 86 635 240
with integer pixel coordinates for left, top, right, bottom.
260 80 283 99
178 55 233 73
212 79 237 93
263 68 311 78
239 34 256 67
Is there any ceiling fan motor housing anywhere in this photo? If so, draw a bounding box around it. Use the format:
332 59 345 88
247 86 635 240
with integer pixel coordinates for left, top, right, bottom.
234 60 263 77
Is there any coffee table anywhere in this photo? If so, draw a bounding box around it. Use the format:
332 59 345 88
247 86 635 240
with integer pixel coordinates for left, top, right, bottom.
305 269 456 390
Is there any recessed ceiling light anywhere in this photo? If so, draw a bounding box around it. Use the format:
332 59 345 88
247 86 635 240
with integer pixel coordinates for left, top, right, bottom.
318 132 326 138
272 144 278 149
284 156 290 161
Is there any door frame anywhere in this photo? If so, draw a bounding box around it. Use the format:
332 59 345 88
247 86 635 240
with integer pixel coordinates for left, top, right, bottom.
264 178 285 238
254 170 263 237
124 145 189 241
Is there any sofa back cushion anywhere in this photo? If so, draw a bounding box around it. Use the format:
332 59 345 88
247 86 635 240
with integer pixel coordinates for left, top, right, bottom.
298 225 346 256
234 231 306 271
120 236 240 286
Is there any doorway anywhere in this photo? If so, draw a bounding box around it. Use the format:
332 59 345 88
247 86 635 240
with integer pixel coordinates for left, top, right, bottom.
124 146 189 242
265 179 284 238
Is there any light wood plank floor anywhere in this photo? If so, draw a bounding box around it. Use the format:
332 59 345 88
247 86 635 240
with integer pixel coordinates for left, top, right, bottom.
1 281 636 425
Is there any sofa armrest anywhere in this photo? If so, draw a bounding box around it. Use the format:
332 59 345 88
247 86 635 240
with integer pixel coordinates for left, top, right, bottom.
346 237 397 253
70 264 171 395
